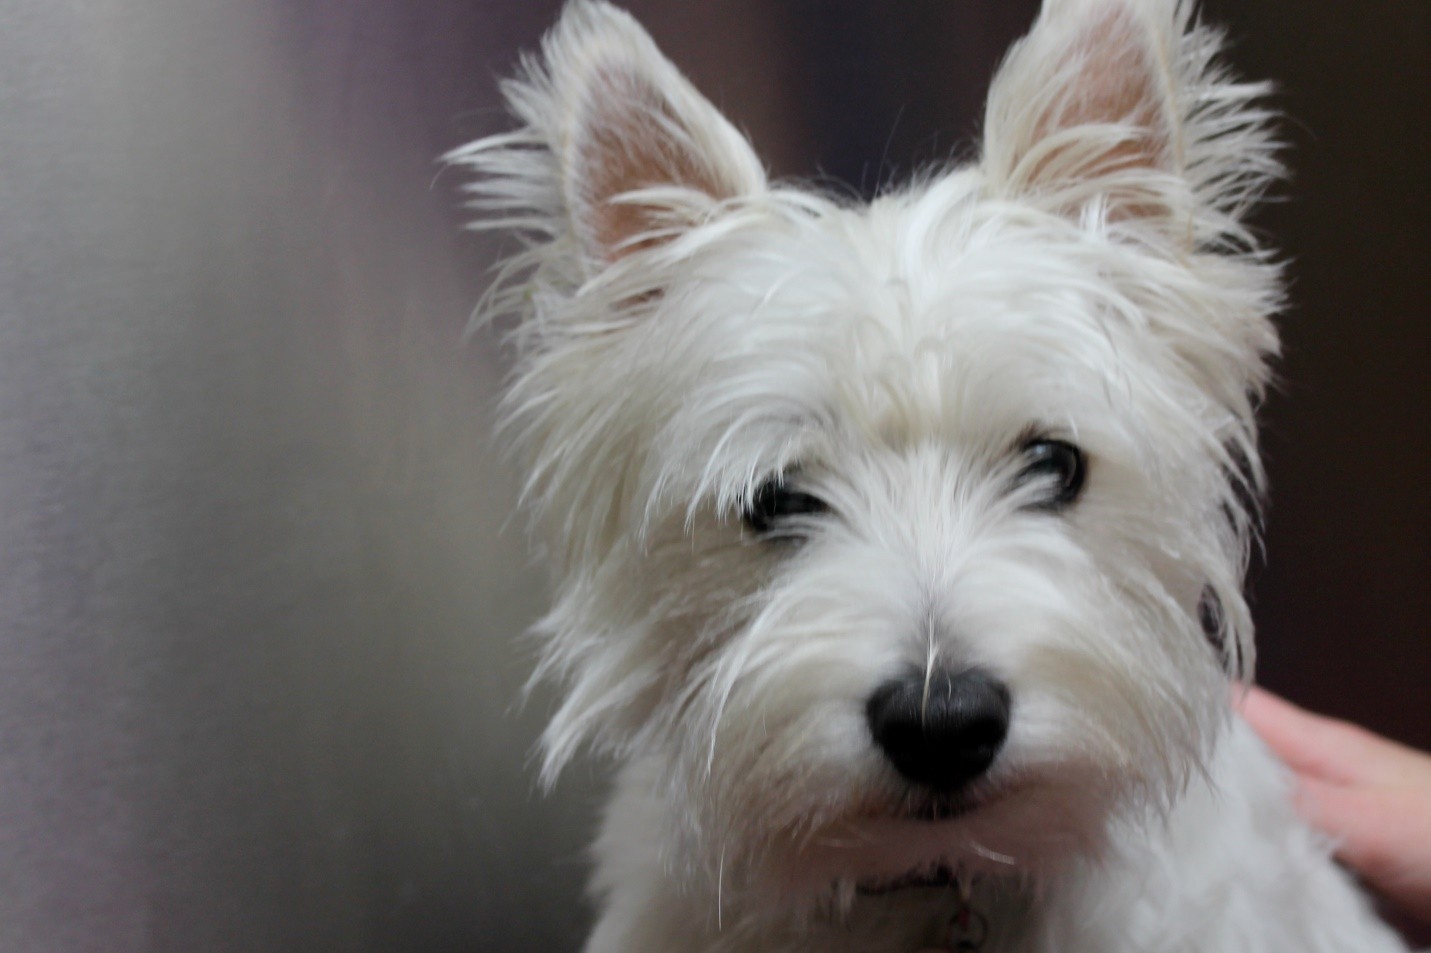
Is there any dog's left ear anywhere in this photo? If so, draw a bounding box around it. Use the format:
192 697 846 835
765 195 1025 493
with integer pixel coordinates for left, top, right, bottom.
981 0 1278 244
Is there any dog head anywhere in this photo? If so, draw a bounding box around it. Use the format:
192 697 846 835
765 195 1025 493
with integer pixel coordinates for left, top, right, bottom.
451 0 1281 915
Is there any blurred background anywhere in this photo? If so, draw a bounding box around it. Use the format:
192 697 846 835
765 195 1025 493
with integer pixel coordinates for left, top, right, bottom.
0 1 1423 950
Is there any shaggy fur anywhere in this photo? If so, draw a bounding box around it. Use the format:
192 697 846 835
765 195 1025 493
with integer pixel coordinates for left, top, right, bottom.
448 1 1410 950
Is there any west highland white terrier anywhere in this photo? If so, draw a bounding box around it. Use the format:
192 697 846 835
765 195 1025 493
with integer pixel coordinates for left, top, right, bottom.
449 1 1410 950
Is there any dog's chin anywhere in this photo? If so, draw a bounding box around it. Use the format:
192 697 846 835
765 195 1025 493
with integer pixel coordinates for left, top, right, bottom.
763 774 1110 906
833 787 1007 895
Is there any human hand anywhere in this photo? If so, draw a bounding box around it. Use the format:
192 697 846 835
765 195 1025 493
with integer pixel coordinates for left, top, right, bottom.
1240 685 1431 926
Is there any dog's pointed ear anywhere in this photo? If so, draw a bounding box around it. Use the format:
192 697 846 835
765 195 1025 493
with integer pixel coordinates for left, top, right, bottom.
453 1 765 274
981 0 1278 240
554 4 767 267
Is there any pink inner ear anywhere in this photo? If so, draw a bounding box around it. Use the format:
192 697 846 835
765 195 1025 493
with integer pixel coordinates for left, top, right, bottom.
574 68 734 263
1038 7 1173 178
1002 2 1180 222
1081 15 1166 146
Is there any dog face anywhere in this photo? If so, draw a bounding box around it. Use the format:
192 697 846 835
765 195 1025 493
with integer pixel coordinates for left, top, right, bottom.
452 0 1281 913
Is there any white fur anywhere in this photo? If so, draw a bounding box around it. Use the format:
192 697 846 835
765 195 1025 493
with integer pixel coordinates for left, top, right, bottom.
448 1 1409 950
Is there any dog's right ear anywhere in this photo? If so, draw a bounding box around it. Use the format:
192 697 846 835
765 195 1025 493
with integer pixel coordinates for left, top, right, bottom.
449 1 766 277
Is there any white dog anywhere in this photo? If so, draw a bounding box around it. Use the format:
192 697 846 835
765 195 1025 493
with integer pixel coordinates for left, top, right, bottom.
449 1 1410 950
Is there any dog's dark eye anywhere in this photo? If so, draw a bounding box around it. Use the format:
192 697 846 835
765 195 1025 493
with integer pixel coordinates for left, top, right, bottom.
743 478 829 538
1016 439 1086 510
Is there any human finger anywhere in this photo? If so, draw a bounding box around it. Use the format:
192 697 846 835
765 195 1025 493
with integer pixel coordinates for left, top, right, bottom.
1238 686 1406 787
1296 775 1431 919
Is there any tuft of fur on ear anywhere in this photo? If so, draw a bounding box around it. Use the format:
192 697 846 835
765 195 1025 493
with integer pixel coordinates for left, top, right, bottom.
445 0 765 285
982 0 1280 248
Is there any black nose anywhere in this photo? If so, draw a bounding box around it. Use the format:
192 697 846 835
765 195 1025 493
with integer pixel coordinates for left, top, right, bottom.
866 668 1011 792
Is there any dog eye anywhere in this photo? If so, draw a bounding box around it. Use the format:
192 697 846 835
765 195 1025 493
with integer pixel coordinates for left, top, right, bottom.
743 478 829 538
1016 439 1086 510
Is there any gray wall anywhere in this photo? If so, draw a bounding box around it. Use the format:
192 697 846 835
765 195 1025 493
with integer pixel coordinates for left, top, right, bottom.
0 2 1423 951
